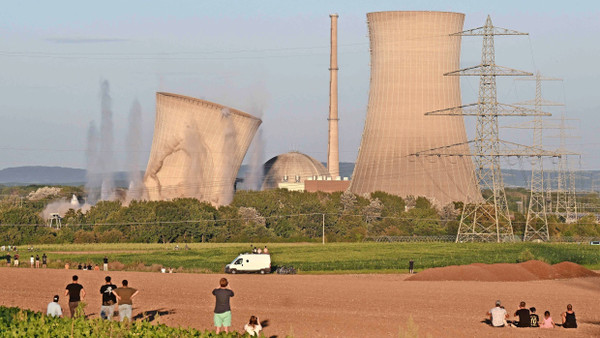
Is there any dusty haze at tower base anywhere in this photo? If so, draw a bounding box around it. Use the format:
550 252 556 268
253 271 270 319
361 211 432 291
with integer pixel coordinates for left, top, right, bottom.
143 92 262 206
350 11 481 206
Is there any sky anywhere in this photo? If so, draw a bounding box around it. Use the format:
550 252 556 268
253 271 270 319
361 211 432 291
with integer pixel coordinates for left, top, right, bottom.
0 0 599 172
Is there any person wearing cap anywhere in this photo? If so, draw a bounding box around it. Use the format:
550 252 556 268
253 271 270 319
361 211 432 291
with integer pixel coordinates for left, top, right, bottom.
46 295 63 318
487 300 508 327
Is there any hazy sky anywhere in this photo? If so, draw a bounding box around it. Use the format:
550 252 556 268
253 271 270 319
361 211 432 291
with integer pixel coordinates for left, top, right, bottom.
1 0 598 172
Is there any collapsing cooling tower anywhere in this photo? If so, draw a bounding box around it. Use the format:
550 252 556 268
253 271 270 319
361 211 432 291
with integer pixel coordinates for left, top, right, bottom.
144 93 262 206
350 11 480 205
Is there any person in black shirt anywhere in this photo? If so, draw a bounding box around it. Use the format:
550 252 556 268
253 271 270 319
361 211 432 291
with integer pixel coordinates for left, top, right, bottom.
65 275 86 318
561 304 577 328
529 307 539 327
103 256 109 271
409 259 414 274
100 276 118 320
35 255 40 268
212 278 234 334
42 253 47 268
513 301 531 327
5 254 10 267
77 263 82 270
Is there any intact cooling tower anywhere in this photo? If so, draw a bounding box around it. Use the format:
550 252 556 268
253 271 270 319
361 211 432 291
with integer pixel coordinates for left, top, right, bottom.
144 93 261 206
350 11 480 205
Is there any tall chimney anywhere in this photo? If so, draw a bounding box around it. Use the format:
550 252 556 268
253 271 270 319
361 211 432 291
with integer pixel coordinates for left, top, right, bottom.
327 13 340 178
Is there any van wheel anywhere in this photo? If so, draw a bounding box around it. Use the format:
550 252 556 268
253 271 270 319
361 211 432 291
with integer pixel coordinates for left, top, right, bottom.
231 269 237 274
260 269 266 275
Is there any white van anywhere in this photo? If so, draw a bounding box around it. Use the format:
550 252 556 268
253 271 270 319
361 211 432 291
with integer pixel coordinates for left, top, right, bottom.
225 253 271 274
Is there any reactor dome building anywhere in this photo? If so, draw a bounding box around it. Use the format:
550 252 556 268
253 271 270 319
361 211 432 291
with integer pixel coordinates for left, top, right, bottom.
261 151 329 190
350 11 480 205
143 92 262 206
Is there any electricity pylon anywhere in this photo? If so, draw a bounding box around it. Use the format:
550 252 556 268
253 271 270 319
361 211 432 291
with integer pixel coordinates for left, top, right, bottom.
554 114 579 223
514 72 563 241
412 16 557 242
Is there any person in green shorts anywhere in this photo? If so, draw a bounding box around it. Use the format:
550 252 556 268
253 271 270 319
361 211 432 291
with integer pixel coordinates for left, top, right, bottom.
212 278 234 334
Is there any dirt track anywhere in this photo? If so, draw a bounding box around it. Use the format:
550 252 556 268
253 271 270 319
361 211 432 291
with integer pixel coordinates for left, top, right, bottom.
0 267 599 337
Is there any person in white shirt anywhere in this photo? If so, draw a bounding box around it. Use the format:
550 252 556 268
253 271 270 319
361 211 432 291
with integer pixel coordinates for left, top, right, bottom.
46 295 63 318
244 315 262 336
487 300 508 327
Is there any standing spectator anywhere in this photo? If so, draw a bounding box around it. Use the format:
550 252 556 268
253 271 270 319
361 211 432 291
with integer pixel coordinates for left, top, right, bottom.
103 256 109 271
513 301 531 327
561 304 577 328
5 253 11 267
42 253 47 268
487 300 508 327
13 253 19 267
212 278 234 334
409 259 414 274
35 254 40 268
100 276 118 320
65 275 86 318
112 280 139 322
257 247 263 254
46 295 63 318
263 246 269 254
244 315 262 336
30 255 34 268
252 247 258 254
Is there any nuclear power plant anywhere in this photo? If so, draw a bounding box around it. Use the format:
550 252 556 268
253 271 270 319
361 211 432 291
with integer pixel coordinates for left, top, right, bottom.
350 11 481 205
135 11 497 207
143 92 261 206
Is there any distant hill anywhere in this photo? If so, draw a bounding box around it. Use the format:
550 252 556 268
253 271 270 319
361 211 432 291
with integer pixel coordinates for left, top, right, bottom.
0 166 86 185
0 166 131 186
1 164 599 192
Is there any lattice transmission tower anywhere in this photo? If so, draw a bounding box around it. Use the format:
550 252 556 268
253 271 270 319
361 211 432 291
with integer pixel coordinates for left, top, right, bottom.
515 72 563 241
412 16 558 242
554 114 579 223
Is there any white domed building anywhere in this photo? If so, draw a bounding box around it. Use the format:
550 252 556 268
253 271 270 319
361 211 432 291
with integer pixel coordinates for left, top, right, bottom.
261 152 329 191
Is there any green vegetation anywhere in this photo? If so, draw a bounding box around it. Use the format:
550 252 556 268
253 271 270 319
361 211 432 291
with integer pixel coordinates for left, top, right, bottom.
9 242 600 273
2 186 600 246
0 306 252 337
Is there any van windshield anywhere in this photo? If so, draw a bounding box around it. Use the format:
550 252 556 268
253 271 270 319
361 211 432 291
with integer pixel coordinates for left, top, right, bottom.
234 258 243 265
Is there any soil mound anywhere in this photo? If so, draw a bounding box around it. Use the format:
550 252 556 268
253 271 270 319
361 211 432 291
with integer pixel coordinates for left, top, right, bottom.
407 260 598 282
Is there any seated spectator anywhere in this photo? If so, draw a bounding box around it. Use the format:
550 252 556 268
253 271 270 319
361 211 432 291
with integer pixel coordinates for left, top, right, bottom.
561 304 577 328
244 315 262 336
252 247 258 254
263 246 269 254
529 307 539 327
487 300 508 327
540 310 555 328
257 248 262 254
46 295 63 318
87 264 92 270
513 301 531 327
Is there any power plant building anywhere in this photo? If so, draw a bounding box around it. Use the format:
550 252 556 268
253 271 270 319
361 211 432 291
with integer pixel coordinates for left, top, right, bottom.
350 11 481 205
144 92 261 206
261 152 329 191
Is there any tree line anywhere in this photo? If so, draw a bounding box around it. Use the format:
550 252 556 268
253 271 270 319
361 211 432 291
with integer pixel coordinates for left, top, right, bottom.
0 186 599 245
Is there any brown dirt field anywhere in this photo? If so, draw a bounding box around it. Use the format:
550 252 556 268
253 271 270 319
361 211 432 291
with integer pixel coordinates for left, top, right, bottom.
0 268 599 337
407 260 598 282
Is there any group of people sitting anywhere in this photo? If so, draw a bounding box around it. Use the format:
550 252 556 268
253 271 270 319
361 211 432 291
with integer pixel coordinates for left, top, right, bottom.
250 245 269 254
487 300 577 328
